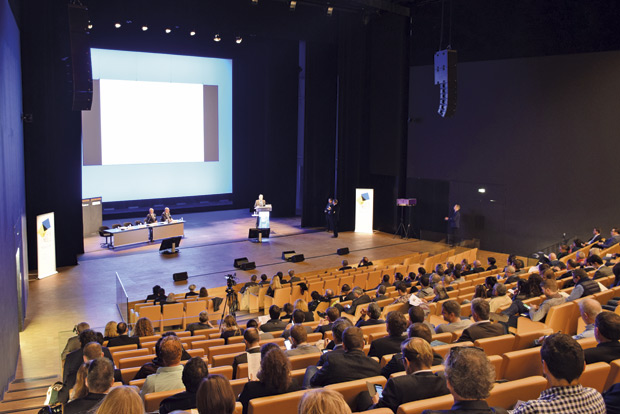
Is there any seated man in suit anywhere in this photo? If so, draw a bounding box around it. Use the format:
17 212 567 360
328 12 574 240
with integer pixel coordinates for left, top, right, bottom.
161 206 173 222
422 346 508 414
416 274 435 299
368 311 408 359
344 287 371 315
61 321 89 361
373 285 389 302
339 260 353 271
594 227 620 250
281 309 313 339
239 275 258 293
356 302 385 327
512 334 605 414
64 357 114 414
381 323 444 378
314 306 340 337
232 328 261 379
589 255 614 280
159 357 208 414
364 338 449 413
140 335 184 398
585 311 620 364
456 298 505 343
259 305 288 333
287 269 300 284
186 311 214 334
310 326 381 387
107 322 140 348
286 325 322 357
60 330 115 403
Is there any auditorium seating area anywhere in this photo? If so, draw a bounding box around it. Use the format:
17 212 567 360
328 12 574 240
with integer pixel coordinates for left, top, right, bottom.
20 243 618 414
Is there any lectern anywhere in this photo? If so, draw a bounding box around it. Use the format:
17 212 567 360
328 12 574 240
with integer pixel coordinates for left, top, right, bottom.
254 205 272 229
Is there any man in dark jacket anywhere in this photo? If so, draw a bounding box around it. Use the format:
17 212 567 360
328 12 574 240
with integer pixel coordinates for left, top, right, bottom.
64 358 114 414
368 311 408 359
107 322 140 348
159 357 208 414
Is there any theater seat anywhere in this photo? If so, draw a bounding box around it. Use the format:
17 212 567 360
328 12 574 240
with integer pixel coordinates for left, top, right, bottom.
144 388 183 412
486 376 547 409
580 362 611 392
604 359 620 391
325 376 387 410
396 394 454 414
474 334 515 357
500 348 542 381
248 389 308 414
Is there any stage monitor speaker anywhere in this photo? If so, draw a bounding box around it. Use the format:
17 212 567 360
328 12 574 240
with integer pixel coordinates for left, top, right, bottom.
68 4 93 111
434 49 457 118
290 254 305 263
337 247 349 255
234 257 249 268
173 271 188 282
240 262 256 270
282 250 296 260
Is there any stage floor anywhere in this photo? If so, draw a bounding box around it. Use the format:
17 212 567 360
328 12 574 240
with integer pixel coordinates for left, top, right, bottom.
18 209 452 381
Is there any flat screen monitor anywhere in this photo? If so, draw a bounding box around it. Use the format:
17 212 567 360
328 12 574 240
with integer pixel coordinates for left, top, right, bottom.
159 236 182 253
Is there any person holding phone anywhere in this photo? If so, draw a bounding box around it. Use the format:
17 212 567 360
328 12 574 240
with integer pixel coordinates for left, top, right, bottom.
360 338 449 413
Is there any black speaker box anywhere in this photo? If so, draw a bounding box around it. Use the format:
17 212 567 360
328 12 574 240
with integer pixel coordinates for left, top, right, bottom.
240 262 256 270
337 247 349 255
234 257 249 268
173 271 188 282
434 49 457 118
68 4 93 111
282 250 296 260
290 254 305 263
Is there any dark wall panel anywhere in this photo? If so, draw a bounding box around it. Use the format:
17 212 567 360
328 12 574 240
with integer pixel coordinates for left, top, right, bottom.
0 0 26 397
408 50 620 255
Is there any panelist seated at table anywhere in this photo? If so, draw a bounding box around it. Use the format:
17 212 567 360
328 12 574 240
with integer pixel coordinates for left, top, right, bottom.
254 194 266 210
145 208 157 224
161 207 173 223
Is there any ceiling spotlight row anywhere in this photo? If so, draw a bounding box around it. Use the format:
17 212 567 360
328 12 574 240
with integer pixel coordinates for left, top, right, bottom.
252 0 334 15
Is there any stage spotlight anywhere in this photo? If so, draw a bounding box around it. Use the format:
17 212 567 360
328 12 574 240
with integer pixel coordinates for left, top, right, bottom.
87 21 93 30
327 6 334 16
165 28 172 34
251 0 258 4
235 36 243 44
190 30 196 36
142 25 148 31
478 188 486 194
114 22 121 28
289 1 297 11
214 33 221 42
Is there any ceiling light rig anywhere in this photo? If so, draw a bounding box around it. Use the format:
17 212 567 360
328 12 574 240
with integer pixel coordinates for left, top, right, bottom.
165 28 172 34
190 30 196 36
235 36 243 44
114 22 121 28
141 25 148 31
214 33 221 42
326 6 334 16
289 1 297 11
251 0 258 4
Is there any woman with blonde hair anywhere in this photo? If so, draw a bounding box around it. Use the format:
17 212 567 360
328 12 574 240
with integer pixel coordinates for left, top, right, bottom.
197 374 236 414
219 315 242 344
95 385 144 414
238 347 300 414
103 321 118 342
131 317 154 338
70 363 89 400
266 275 282 297
298 388 352 414
293 299 314 322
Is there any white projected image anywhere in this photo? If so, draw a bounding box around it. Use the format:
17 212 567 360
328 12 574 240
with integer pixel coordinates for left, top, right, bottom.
82 49 233 202
100 79 205 165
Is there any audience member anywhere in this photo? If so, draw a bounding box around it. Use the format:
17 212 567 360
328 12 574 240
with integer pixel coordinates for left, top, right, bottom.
488 283 512 313
238 347 300 414
356 302 384 327
421 347 508 414
260 305 288 332
198 287 208 297
374 285 389 301
186 311 214 334
380 323 444 378
298 388 352 414
62 322 90 360
95 386 144 414
282 309 313 339
320 317 352 356
246 319 274 340
293 298 315 322
358 257 373 267
64 358 114 414
512 334 605 414
567 268 601 301
368 311 408 359
408 305 434 333
220 315 243 344
266 275 282 297
280 303 294 321
159 357 208 414
365 338 449 413
457 298 505 342
232 328 261 379
131 317 155 338
133 333 191 380
107 322 140 348
339 260 353 271
486 257 497 271
140 335 184 398
342 287 371 315
416 274 434 299
472 284 487 300
146 285 161 302
314 306 340 337
309 326 381 386
197 374 236 414
435 300 472 333
103 321 118 342
594 228 620 249
286 325 321 356
258 274 269 286
500 279 565 325
589 255 613 279
240 276 258 293
588 228 603 245
472 260 485 273
185 284 199 298
584 311 620 364
574 298 602 340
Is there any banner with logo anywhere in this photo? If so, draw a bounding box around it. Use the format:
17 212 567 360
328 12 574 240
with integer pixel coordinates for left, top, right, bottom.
36 212 57 278
354 188 374 234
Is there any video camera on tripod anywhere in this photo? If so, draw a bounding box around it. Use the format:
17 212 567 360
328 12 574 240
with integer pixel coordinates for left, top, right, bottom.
225 273 237 293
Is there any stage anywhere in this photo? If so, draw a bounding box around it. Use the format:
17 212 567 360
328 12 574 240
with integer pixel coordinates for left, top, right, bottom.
19 209 452 380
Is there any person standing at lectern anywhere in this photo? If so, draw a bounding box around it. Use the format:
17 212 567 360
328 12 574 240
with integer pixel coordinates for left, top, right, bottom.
444 204 460 247
330 199 339 238
254 194 266 209
161 207 172 223
324 198 333 232
145 208 157 241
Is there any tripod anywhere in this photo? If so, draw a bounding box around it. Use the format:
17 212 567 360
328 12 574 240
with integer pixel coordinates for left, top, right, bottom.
393 205 412 239
219 288 238 327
